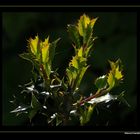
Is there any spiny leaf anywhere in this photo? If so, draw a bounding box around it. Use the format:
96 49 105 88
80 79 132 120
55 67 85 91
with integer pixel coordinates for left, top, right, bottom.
77 14 98 37
87 105 95 122
41 36 50 64
74 65 89 90
19 53 40 73
78 14 90 36
107 71 115 90
115 66 123 80
41 37 60 78
70 55 87 69
29 109 38 122
90 17 98 28
31 93 41 109
29 93 41 121
80 105 95 125
43 36 49 47
70 55 78 68
67 24 81 48
10 105 30 113
48 38 60 65
28 35 39 56
19 53 34 63
66 66 78 86
107 59 123 90
77 47 83 57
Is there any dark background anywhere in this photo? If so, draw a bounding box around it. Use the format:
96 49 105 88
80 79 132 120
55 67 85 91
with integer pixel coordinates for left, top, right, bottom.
2 12 137 128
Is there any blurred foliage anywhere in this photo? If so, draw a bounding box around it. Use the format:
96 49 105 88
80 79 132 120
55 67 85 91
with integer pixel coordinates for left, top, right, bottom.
2 12 137 127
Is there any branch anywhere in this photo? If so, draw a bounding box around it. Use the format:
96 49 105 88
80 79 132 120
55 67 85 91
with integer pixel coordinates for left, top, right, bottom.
74 88 109 106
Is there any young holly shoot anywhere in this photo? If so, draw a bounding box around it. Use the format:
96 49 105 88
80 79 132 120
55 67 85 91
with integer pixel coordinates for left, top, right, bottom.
11 14 125 126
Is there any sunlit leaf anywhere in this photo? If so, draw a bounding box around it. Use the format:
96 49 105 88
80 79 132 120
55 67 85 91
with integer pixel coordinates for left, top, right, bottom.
90 17 98 28
70 55 78 68
67 54 88 90
115 66 123 80
70 55 87 69
77 14 98 38
87 105 94 121
107 59 123 90
43 36 49 47
28 35 39 55
77 47 83 57
83 23 93 45
41 36 49 63
74 65 89 90
80 104 95 125
78 14 90 36
107 71 115 90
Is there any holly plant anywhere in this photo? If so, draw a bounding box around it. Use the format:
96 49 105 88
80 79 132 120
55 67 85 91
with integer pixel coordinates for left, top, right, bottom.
11 14 127 126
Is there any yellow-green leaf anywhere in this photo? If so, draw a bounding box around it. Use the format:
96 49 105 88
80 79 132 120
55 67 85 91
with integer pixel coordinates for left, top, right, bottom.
83 14 90 28
41 44 49 63
90 17 98 28
77 47 83 57
29 35 39 55
77 14 97 37
107 71 115 90
78 14 90 36
70 55 79 69
66 66 77 87
107 59 123 90
41 37 50 63
115 66 123 80
43 37 49 47
70 55 87 69
108 60 116 70
80 104 95 126
75 65 89 89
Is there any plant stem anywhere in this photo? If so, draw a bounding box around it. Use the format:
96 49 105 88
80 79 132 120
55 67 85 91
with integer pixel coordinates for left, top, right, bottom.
40 64 48 81
77 88 109 106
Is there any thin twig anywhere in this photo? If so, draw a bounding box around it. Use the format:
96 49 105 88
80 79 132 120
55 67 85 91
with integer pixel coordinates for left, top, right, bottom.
75 88 109 106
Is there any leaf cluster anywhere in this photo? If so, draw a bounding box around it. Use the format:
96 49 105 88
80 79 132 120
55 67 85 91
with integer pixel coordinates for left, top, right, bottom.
10 14 127 126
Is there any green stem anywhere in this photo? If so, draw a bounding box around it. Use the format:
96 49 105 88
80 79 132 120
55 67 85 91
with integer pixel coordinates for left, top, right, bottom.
40 64 48 81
